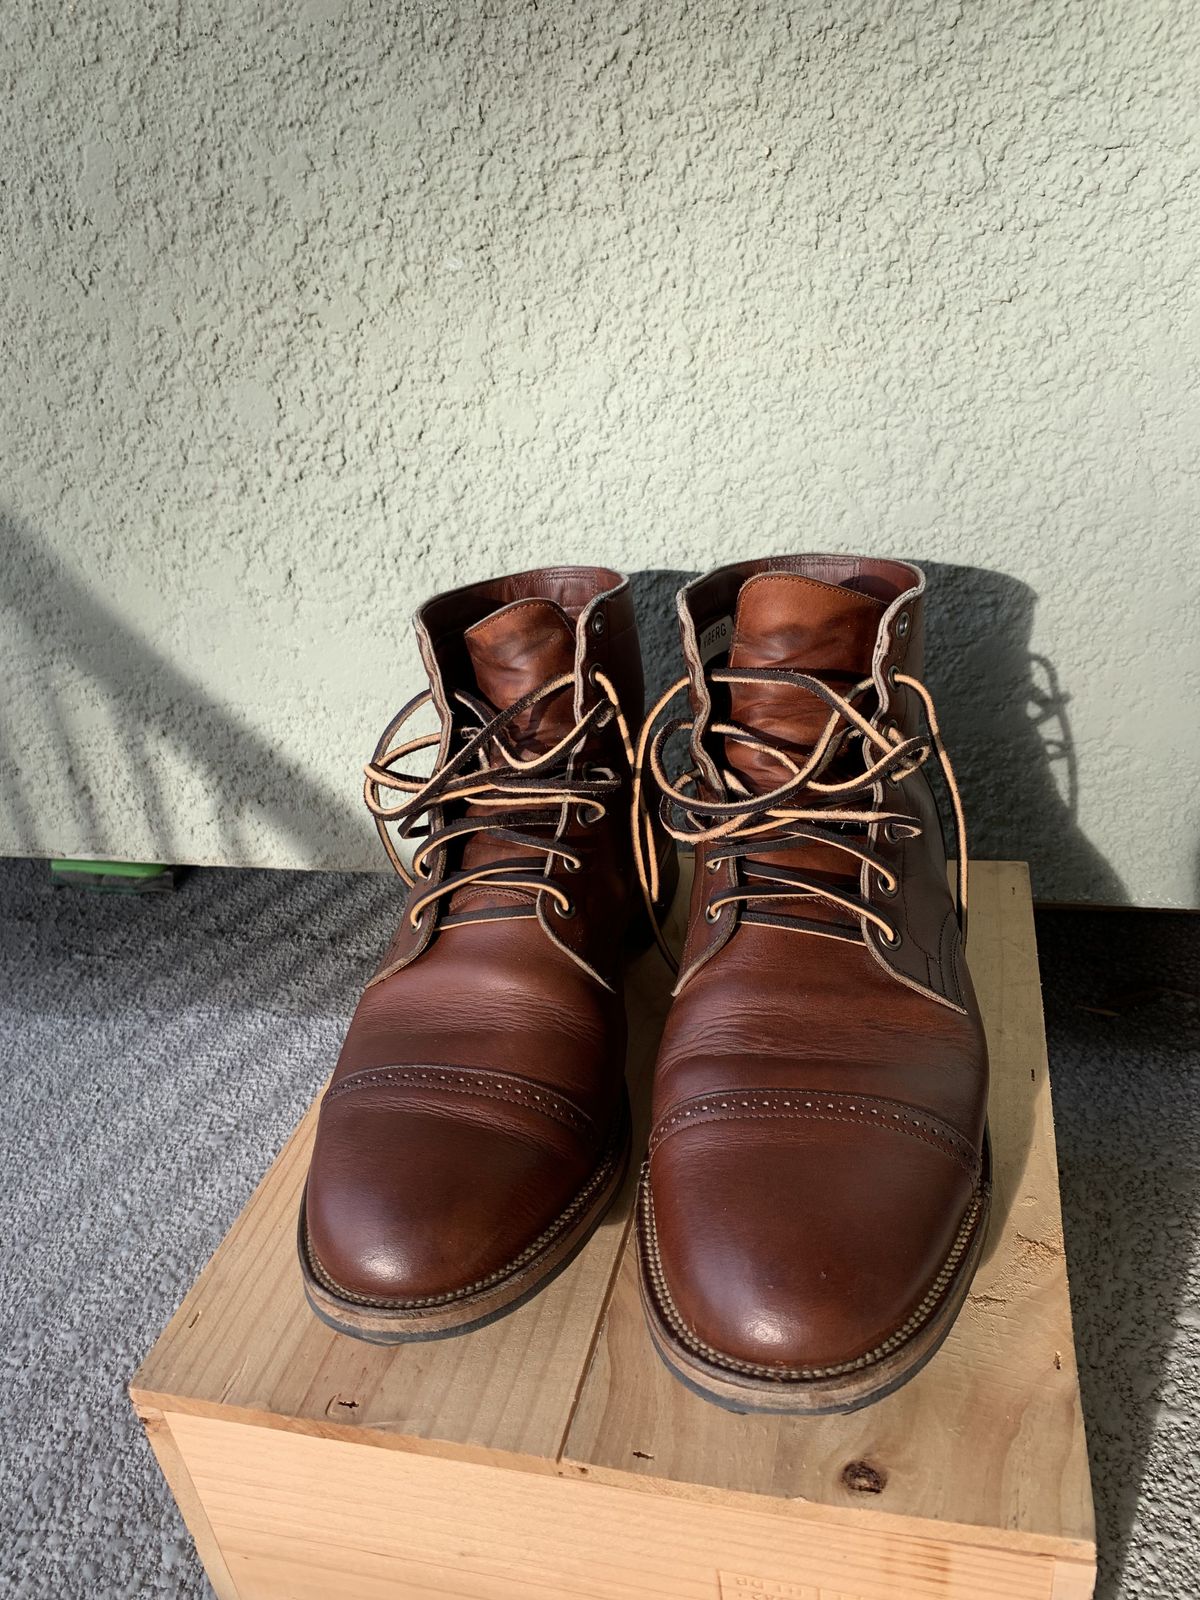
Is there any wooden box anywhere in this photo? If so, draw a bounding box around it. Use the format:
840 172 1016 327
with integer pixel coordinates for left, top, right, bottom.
131 861 1096 1600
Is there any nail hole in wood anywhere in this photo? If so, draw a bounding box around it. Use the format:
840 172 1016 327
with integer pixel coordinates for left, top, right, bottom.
842 1460 887 1494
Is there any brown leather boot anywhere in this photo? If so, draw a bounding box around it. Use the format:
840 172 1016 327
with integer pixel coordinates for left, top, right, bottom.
301 566 675 1342
633 555 989 1412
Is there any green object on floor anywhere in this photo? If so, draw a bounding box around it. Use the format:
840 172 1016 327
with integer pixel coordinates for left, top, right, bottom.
49 859 177 893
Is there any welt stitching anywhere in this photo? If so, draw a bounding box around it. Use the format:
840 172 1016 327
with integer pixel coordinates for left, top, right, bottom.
305 1112 626 1310
326 1068 591 1133
649 1099 977 1174
639 1173 984 1381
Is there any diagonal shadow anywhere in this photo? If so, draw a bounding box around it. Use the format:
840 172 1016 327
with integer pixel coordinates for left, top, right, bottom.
1 538 1176 1592
0 507 350 868
0 507 404 1014
1036 906 1199 1600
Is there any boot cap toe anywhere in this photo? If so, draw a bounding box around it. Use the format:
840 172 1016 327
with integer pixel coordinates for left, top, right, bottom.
305 1085 595 1305
646 1113 979 1375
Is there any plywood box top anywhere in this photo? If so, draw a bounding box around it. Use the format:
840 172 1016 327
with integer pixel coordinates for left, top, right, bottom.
132 860 1094 1567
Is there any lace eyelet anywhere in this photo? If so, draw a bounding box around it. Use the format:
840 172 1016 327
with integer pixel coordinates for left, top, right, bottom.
895 611 911 639
887 663 900 688
876 871 898 898
705 857 722 874
576 805 600 828
563 855 582 874
880 926 902 948
704 903 721 923
554 898 577 920
590 612 606 637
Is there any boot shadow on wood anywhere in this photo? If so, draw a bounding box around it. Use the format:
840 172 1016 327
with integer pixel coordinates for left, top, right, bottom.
0 506 392 1018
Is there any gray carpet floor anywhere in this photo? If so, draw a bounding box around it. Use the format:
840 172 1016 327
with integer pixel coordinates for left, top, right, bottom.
0 857 1196 1598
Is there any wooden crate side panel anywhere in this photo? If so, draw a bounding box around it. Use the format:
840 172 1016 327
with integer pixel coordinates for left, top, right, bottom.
168 1412 1065 1600
137 1407 242 1600
1050 1563 1101 1600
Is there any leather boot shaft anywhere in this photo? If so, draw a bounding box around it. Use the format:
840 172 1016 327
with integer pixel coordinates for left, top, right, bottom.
669 555 970 1010
299 565 674 1339
368 566 660 990
636 553 990 1412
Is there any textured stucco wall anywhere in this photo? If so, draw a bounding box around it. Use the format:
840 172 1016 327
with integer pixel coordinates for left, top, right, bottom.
1 1 1197 904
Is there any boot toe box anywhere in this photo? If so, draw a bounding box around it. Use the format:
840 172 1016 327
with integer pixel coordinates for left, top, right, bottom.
645 1110 980 1377
304 1079 599 1306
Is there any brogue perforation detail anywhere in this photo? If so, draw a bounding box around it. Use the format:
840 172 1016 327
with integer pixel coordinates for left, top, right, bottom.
324 1065 594 1137
647 1089 979 1177
638 1169 986 1381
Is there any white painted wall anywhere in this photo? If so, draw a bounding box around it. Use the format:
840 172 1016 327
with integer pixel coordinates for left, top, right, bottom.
2 1 1197 904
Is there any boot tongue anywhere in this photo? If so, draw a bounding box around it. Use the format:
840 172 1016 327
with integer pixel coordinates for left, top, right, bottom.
463 598 578 755
725 573 886 793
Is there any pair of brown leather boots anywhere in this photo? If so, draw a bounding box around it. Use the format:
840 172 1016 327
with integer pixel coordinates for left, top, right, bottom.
298 556 989 1415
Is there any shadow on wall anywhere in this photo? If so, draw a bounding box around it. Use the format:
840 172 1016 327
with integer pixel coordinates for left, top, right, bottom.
0 508 347 869
1035 905 1200 1600
0 519 1125 904
630 562 1127 905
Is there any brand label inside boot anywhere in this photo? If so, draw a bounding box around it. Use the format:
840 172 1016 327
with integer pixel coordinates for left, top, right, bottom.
698 614 734 663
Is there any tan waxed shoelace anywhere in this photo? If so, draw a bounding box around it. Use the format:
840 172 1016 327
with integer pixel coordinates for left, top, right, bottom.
630 667 968 974
364 669 638 931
